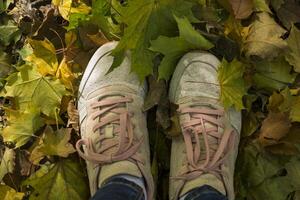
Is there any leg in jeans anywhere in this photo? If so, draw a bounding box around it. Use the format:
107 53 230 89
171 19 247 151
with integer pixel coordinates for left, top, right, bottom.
91 176 145 200
182 185 228 200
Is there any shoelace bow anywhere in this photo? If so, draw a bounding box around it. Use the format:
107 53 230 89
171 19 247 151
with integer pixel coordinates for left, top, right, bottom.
76 96 144 165
175 106 235 181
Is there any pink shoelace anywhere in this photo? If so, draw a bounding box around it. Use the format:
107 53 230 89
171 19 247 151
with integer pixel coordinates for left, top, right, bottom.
175 105 235 181
76 96 144 165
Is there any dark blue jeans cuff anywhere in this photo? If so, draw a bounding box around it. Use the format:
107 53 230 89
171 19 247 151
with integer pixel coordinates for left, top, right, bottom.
91 176 145 200
184 185 228 200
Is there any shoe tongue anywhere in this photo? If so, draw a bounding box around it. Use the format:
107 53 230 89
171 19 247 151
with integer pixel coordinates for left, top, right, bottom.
98 95 126 139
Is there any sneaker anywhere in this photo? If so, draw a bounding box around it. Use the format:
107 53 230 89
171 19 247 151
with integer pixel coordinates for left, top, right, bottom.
168 52 241 200
76 42 154 199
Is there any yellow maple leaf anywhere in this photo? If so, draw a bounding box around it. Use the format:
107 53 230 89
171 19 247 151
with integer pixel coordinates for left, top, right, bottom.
24 39 58 76
56 57 76 91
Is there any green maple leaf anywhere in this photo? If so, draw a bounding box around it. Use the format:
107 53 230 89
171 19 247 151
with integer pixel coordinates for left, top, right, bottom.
3 65 67 119
23 159 89 200
218 58 247 110
0 19 21 46
30 126 76 165
110 0 197 81
286 159 300 190
279 88 300 122
253 58 296 92
0 50 11 78
285 25 300 73
150 16 214 80
1 107 45 148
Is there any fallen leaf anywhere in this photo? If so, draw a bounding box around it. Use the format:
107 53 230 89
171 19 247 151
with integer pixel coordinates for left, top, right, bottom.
23 39 58 76
165 104 182 138
253 58 296 92
111 0 197 81
223 15 243 39
212 35 240 62
273 0 300 29
54 0 91 21
242 111 259 137
279 88 300 122
270 0 285 10
265 142 299 155
66 13 90 31
150 16 213 80
265 124 300 155
242 12 287 60
237 142 283 187
253 0 271 13
87 32 109 47
285 25 300 73
1 107 45 148
23 159 89 200
218 58 247 110
248 177 293 200
67 99 79 132
56 57 76 90
0 147 15 181
3 65 67 119
18 150 33 176
229 0 253 19
0 19 21 46
290 97 300 122
30 126 75 165
267 92 284 112
0 185 24 200
259 112 291 146
0 0 12 12
144 76 167 111
286 159 300 190
0 51 11 78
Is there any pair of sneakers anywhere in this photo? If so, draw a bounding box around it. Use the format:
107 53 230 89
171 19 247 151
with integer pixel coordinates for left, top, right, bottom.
75 42 241 200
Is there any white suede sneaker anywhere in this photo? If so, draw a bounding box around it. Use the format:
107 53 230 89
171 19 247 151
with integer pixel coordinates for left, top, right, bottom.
169 52 241 200
76 42 154 199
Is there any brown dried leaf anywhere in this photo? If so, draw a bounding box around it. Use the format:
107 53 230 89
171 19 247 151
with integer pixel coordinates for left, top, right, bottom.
229 0 254 19
265 142 299 155
259 112 291 146
87 31 109 47
165 103 181 137
67 99 79 132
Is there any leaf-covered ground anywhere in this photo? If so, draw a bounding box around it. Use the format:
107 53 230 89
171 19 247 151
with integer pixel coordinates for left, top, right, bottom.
0 0 300 200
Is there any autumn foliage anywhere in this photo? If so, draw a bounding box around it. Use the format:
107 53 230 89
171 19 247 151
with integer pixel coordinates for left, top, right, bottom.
0 0 300 199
